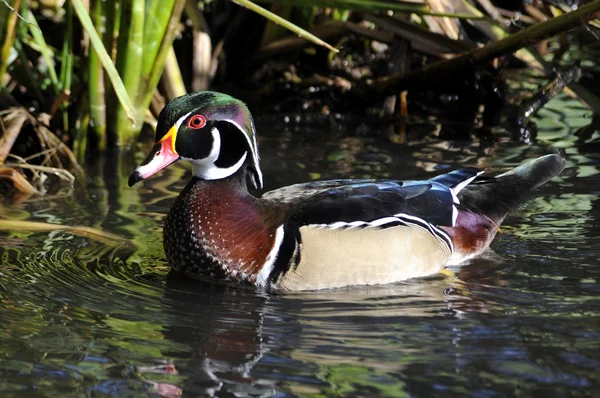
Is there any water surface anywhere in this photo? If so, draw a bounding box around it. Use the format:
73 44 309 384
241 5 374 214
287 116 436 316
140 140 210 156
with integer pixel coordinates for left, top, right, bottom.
0 93 599 397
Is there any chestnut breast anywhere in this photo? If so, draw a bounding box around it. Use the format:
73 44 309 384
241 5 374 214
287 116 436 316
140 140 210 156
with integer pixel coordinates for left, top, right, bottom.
164 178 281 282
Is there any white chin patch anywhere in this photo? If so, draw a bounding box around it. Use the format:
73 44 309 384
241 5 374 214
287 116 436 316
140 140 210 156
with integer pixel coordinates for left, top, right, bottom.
189 127 248 180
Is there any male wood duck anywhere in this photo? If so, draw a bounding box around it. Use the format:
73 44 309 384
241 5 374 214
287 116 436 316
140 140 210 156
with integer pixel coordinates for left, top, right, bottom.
129 91 566 291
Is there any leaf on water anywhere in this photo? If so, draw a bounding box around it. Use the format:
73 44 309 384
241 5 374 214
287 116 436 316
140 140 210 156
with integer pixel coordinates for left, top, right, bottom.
0 219 133 248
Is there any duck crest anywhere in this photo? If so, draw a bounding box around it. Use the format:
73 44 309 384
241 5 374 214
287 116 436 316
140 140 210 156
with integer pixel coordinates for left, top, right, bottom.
164 176 278 283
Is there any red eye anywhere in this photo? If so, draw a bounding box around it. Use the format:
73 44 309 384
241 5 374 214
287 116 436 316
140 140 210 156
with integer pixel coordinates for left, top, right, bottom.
187 114 206 129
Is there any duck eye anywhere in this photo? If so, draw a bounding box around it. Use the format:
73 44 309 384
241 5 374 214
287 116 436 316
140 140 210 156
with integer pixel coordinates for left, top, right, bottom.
187 114 206 130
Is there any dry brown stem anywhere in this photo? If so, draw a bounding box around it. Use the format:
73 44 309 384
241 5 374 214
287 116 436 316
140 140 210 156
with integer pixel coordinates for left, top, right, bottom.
0 108 27 164
371 0 600 94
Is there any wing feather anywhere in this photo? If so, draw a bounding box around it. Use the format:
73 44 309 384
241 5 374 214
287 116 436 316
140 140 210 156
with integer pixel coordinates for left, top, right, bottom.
262 168 483 228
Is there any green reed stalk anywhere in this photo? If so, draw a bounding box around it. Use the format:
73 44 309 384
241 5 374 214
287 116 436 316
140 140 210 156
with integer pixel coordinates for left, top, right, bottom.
110 0 145 147
135 0 186 130
59 1 74 131
102 0 117 55
0 0 22 83
88 0 107 150
142 0 171 70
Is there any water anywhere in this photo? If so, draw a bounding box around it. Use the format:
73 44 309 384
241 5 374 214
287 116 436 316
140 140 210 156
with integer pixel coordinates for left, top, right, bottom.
1 93 599 397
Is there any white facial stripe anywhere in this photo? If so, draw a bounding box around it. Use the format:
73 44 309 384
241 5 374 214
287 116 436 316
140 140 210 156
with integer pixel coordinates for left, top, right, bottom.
208 126 221 160
225 118 263 188
189 127 248 180
175 111 193 130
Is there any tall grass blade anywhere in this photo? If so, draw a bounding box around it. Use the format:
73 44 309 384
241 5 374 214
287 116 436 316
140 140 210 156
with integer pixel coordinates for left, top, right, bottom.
260 4 293 46
256 0 486 19
233 0 339 52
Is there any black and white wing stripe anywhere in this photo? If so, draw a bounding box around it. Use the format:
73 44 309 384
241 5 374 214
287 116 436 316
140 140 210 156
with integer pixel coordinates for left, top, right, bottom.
310 213 453 253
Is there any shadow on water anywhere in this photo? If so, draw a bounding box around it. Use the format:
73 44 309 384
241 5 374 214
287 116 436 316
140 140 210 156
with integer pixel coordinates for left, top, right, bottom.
0 90 599 396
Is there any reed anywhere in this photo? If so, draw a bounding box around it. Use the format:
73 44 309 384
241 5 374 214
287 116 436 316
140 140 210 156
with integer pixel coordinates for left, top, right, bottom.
0 0 21 81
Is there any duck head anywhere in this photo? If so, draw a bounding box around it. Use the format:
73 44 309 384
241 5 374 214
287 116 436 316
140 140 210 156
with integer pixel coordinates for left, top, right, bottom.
128 91 263 189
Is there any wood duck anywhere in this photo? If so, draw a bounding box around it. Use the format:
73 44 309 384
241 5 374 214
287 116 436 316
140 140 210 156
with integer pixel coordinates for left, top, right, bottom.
129 91 566 291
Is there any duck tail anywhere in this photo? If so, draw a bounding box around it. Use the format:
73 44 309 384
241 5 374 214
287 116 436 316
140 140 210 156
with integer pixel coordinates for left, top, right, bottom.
459 154 567 225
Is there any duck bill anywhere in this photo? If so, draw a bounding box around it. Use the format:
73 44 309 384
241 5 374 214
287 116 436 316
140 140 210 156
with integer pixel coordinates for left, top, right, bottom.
128 134 179 187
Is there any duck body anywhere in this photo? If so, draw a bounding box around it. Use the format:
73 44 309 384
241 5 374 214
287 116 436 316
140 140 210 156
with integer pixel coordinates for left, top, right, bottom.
163 172 461 290
129 91 566 291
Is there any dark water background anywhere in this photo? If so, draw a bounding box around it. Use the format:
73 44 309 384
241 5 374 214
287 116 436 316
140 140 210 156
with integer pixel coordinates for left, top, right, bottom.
0 90 599 397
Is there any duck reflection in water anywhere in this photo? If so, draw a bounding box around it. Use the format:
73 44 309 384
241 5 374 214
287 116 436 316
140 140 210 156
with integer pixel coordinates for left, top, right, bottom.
159 272 277 397
154 266 497 397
